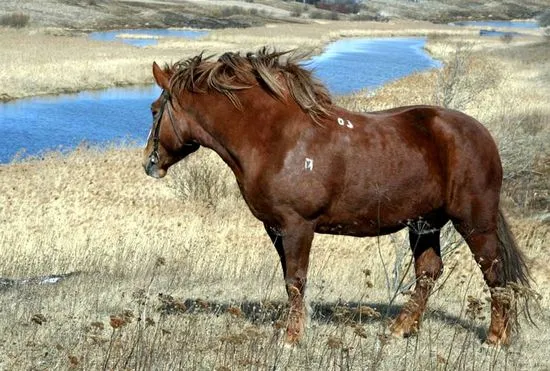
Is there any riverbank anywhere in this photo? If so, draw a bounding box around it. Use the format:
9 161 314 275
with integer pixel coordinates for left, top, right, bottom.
1 21 550 370
0 20 484 102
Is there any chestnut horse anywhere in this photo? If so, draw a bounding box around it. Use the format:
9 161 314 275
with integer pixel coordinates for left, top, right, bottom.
142 49 530 345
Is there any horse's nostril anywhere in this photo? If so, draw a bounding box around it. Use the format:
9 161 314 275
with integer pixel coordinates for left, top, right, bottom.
145 161 157 178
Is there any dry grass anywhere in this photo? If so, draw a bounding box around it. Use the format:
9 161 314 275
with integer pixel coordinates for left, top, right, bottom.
0 147 548 370
1 20 512 101
1 23 550 370
359 0 547 24
2 0 547 30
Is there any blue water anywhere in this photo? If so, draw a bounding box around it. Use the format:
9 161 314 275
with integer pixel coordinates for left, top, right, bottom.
0 37 440 163
89 29 208 47
452 20 539 29
307 38 440 95
0 86 157 161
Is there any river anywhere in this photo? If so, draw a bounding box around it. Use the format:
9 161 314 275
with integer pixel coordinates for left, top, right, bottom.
0 36 440 163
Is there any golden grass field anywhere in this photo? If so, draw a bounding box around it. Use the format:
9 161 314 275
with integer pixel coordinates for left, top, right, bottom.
1 19 550 370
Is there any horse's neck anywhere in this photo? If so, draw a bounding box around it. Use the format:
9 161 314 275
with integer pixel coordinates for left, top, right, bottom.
193 90 308 180
194 118 246 179
192 95 260 180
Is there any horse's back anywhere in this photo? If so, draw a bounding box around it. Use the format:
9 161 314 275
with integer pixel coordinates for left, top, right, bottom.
370 104 503 197
312 105 503 235
250 104 503 235
366 105 501 177
373 105 503 222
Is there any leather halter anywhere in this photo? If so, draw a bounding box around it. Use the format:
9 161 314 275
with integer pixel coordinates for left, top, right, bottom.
148 90 193 165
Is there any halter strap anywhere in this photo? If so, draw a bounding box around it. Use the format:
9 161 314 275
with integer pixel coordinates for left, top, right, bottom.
149 90 192 162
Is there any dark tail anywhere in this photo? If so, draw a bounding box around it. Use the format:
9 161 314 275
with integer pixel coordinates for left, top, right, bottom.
497 208 539 327
496 208 530 286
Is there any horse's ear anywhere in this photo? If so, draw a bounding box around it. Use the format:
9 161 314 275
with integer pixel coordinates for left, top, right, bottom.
152 62 170 90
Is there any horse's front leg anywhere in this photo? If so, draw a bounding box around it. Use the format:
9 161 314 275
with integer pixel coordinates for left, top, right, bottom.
265 221 314 344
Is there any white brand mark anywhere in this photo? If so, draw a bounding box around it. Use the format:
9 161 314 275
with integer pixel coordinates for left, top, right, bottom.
305 158 314 171
337 117 354 129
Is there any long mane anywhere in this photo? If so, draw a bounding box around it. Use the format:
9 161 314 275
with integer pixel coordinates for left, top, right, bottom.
166 48 333 124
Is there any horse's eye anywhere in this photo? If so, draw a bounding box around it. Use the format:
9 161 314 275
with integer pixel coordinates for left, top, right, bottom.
151 108 158 117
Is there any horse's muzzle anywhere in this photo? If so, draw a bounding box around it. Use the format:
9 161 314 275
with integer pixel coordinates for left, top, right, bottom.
143 158 166 179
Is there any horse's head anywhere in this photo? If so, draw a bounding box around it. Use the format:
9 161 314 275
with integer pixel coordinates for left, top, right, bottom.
143 62 200 178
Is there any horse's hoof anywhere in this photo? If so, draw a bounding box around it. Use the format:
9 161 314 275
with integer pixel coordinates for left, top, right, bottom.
285 329 303 346
389 319 418 338
484 333 509 347
282 340 297 350
390 324 405 338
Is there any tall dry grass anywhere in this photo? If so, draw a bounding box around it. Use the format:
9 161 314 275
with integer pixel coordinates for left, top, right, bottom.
1 148 548 369
1 25 549 370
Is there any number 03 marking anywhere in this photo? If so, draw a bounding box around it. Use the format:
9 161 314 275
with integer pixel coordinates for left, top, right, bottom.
337 117 354 129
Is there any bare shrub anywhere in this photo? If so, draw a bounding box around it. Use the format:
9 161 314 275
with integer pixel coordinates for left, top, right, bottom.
351 13 388 22
538 10 550 27
290 5 304 17
493 110 550 211
220 6 246 17
309 10 339 21
216 6 265 18
432 44 501 111
0 12 30 28
500 33 514 44
309 10 337 20
169 152 239 207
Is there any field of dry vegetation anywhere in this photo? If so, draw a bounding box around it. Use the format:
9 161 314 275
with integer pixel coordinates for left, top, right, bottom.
1 9 550 371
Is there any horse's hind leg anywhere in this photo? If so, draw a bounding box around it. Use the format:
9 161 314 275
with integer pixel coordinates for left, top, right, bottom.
452 209 529 346
448 181 531 345
390 228 443 337
453 221 511 344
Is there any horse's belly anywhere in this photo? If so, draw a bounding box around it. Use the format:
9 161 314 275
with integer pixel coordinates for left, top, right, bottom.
315 221 406 237
315 192 444 237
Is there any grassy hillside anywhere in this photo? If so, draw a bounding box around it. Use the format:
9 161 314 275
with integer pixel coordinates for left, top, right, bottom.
360 0 548 23
0 0 548 30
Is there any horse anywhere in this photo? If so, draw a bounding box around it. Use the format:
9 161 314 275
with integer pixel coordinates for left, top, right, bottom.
142 48 530 346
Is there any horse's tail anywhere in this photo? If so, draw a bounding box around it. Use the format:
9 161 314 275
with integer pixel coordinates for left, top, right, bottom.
496 208 530 286
496 208 538 327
